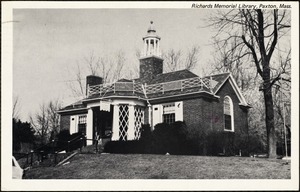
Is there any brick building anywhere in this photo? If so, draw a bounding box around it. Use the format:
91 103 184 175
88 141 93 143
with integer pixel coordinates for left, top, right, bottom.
58 21 250 149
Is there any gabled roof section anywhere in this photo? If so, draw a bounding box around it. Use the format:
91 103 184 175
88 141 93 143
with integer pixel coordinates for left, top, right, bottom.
148 69 199 84
204 72 231 93
205 72 249 107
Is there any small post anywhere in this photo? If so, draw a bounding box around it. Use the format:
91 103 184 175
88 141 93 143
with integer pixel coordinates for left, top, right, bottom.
26 153 29 165
144 83 147 94
114 83 116 93
52 139 55 154
30 150 33 166
80 138 83 152
54 152 57 164
210 76 213 93
37 151 40 162
40 150 44 162
132 81 135 94
95 139 98 153
181 80 183 91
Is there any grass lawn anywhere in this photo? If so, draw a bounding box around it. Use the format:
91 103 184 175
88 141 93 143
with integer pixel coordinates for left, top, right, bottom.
23 153 291 179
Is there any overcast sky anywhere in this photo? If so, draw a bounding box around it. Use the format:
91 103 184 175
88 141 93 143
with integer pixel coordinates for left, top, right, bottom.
13 8 217 121
10 5 294 122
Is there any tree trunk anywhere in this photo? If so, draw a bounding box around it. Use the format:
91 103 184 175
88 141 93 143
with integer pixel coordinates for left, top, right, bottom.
263 80 277 158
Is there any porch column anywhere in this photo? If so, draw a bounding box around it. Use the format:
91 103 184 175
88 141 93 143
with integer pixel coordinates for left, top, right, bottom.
148 104 152 129
127 104 135 140
157 40 160 56
147 39 150 55
143 39 147 56
86 107 93 145
112 104 119 141
154 39 156 55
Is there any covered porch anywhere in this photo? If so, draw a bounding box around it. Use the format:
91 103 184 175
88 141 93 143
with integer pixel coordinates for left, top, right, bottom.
85 98 147 145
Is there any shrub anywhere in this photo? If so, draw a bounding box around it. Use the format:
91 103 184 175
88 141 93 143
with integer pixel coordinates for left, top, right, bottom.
233 132 250 156
104 122 194 155
104 122 262 157
247 134 266 154
104 141 144 154
150 121 193 155
140 124 152 142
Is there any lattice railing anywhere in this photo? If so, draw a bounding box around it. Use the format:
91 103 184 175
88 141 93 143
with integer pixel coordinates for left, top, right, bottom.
88 77 218 97
88 82 144 96
102 84 114 94
145 83 163 94
134 83 143 93
89 84 102 95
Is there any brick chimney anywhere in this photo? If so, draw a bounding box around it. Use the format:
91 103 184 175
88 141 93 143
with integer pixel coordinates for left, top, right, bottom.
139 21 163 83
139 56 163 83
86 75 103 96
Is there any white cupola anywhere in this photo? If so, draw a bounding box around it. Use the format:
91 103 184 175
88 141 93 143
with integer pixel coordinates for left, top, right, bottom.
142 21 161 57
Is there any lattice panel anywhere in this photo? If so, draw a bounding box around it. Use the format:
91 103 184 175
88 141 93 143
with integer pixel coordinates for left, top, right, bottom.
119 105 129 141
134 84 144 93
201 78 211 89
134 107 144 140
146 83 163 94
102 84 114 93
163 81 182 92
89 85 102 95
115 82 134 91
182 77 202 89
181 77 212 90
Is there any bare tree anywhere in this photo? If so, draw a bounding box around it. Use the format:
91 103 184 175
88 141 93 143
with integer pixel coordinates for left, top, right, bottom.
162 45 200 73
209 9 291 158
13 95 21 120
30 99 62 145
111 50 126 82
47 99 62 139
83 50 101 76
30 103 49 145
67 50 127 99
162 49 182 72
185 46 200 71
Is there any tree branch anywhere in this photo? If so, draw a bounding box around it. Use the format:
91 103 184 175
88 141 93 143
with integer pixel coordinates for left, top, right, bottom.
241 35 263 77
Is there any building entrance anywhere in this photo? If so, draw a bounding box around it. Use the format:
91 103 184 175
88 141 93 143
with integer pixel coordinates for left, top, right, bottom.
92 106 113 144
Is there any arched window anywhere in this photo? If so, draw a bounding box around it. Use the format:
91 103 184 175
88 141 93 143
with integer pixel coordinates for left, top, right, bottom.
224 96 234 131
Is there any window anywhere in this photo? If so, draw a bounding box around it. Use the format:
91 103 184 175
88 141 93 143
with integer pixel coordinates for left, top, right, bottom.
134 106 144 140
78 115 87 134
163 113 175 124
224 96 234 131
119 105 129 141
163 103 176 124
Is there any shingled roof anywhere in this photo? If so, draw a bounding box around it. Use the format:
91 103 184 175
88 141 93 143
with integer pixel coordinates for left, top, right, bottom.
58 71 247 113
148 69 199 84
58 100 86 112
